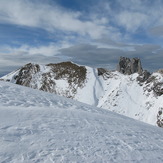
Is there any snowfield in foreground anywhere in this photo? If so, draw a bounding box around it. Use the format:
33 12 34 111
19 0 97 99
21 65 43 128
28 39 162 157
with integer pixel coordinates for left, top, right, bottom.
0 81 163 163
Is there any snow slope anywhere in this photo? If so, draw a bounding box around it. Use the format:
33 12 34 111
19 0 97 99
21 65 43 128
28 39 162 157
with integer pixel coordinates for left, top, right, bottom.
97 71 163 126
0 81 163 163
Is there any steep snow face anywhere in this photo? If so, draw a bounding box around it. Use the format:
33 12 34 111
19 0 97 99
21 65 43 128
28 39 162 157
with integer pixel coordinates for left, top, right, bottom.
0 81 163 163
1 62 163 127
97 71 163 126
75 67 104 106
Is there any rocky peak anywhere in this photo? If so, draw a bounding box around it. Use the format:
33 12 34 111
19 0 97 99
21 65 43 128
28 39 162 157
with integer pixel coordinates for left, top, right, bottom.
11 62 87 98
117 57 143 75
46 61 87 89
15 63 40 86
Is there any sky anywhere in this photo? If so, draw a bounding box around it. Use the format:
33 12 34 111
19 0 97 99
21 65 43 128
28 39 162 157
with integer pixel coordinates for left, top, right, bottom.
0 0 163 76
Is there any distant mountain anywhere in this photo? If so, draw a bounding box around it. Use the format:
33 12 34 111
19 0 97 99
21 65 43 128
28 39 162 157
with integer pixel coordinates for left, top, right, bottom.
1 57 163 127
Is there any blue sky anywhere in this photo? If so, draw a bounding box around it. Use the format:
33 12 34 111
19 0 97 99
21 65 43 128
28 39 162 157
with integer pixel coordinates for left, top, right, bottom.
0 0 163 76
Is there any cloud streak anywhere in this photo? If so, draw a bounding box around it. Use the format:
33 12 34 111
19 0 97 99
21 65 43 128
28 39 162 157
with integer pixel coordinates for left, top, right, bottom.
1 0 163 42
0 0 110 39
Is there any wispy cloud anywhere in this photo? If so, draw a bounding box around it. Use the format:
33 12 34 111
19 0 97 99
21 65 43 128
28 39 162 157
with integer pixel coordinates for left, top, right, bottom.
116 11 148 32
0 45 67 77
0 0 111 39
149 26 163 37
1 0 163 40
114 0 163 33
0 41 73 57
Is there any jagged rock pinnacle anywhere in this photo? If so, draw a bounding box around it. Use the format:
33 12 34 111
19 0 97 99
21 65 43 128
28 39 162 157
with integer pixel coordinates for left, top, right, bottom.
117 57 143 75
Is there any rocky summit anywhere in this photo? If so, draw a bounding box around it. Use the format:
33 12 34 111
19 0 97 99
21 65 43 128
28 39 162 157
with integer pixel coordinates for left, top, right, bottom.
1 57 163 127
117 57 143 75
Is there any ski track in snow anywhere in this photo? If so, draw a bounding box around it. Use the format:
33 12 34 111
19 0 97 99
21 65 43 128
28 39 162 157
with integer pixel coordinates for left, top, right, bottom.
0 81 163 163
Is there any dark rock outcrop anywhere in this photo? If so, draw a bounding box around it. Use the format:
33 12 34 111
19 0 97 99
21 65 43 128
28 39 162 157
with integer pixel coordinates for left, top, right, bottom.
13 62 87 98
153 82 163 96
97 68 107 76
15 63 40 87
46 62 87 94
137 70 151 83
117 57 143 75
157 108 163 127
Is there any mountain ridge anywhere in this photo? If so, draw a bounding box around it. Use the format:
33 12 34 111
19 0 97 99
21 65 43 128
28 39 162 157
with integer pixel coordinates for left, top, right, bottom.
1 57 163 127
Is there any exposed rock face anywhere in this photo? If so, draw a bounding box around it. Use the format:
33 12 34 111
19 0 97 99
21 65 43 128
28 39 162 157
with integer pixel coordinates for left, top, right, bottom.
97 68 107 76
47 62 86 88
137 70 151 83
13 62 87 98
157 108 163 127
15 63 40 87
117 57 143 75
44 62 87 97
97 68 113 80
153 82 163 96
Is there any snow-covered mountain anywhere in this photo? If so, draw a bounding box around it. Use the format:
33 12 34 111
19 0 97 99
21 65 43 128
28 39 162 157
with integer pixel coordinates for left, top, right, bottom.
0 81 163 163
1 57 163 127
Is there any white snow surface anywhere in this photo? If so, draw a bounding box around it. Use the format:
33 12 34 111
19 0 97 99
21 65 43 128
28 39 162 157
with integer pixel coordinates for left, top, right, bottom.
97 71 163 126
0 81 163 163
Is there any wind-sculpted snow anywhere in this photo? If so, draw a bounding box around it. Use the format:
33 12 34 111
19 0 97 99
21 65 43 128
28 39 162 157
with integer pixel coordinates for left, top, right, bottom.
0 81 163 163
